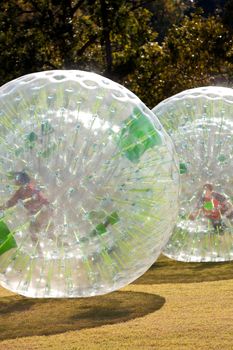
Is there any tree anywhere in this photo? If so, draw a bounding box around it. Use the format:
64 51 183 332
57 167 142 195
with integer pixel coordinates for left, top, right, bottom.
124 13 233 108
0 0 157 84
0 0 233 111
145 0 194 42
194 0 227 16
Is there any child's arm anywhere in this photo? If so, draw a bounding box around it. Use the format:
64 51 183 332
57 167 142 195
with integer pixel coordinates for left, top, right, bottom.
189 195 203 220
224 200 233 217
189 209 201 220
0 188 24 210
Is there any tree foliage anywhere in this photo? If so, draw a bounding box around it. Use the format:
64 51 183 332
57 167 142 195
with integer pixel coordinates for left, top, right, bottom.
124 13 233 107
0 0 233 108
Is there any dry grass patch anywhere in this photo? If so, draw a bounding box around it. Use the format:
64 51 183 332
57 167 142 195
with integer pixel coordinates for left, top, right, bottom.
135 255 233 284
0 255 233 349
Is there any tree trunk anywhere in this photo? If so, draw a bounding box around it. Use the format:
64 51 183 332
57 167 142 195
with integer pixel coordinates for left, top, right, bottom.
100 0 113 76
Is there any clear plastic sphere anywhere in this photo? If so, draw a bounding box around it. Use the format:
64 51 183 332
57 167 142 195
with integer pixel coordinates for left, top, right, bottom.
153 86 233 262
0 70 179 297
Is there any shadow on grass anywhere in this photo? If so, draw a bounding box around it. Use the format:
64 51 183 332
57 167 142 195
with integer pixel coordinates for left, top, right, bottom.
133 255 233 285
0 291 165 340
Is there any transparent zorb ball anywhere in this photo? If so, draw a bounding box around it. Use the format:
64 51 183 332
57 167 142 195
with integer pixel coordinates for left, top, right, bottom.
0 70 179 297
153 86 233 262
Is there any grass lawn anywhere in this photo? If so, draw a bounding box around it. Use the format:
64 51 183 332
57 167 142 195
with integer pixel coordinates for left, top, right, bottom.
0 255 233 349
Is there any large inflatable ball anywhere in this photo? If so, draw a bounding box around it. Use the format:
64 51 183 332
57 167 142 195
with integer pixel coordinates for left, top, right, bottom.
0 70 179 297
153 86 233 262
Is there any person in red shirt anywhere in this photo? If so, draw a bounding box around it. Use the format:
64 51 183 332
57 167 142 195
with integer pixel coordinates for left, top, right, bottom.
189 183 233 232
0 171 53 252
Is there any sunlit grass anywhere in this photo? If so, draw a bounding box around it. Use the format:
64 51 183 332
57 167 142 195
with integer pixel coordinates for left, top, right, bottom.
1 255 233 350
